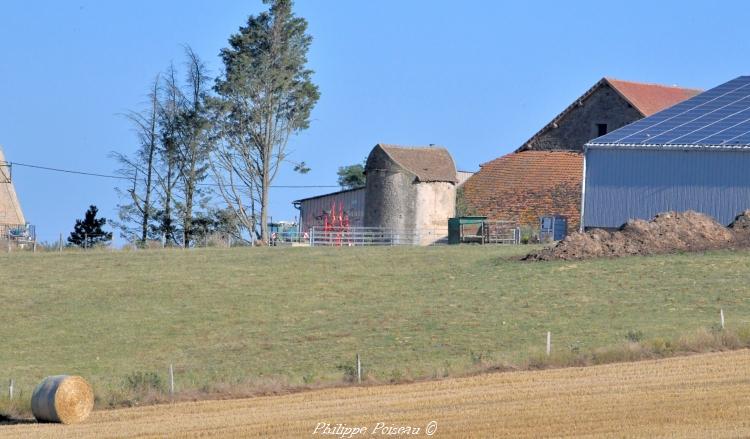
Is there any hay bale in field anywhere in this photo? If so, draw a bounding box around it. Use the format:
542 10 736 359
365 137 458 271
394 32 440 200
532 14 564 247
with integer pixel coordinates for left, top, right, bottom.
31 375 94 424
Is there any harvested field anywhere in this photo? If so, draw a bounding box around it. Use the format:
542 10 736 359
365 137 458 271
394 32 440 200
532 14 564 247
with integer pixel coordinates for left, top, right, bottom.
526 210 750 261
4 349 750 438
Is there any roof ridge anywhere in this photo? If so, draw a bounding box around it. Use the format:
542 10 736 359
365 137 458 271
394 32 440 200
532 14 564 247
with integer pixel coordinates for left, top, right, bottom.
605 77 703 92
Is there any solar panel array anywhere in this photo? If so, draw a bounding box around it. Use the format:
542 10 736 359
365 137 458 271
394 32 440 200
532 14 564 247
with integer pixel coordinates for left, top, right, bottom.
589 76 750 148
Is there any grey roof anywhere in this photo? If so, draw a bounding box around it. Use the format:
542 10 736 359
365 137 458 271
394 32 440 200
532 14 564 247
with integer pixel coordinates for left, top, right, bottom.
588 76 750 150
293 186 364 204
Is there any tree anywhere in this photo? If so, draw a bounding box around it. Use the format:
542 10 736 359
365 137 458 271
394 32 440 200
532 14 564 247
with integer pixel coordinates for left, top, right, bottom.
337 163 365 189
154 63 183 246
172 47 213 248
212 0 320 243
68 205 113 248
112 74 161 245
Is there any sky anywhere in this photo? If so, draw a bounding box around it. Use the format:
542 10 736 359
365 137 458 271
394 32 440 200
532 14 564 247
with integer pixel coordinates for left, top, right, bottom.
2 0 750 244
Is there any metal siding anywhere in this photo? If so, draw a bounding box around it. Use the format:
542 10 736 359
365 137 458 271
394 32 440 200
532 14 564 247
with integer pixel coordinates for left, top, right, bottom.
584 149 750 228
299 188 365 233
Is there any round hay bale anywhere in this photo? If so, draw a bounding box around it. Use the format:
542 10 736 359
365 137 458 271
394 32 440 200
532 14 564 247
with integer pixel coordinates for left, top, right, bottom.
31 375 94 424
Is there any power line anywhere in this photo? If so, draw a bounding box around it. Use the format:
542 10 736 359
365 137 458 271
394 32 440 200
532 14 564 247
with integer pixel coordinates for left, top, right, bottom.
8 161 339 189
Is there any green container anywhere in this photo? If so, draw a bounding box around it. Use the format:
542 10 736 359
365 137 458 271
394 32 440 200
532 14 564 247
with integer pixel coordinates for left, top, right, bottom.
448 216 487 244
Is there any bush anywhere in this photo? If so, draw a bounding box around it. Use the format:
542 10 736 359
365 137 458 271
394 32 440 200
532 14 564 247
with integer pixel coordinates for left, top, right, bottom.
626 330 644 343
124 371 164 393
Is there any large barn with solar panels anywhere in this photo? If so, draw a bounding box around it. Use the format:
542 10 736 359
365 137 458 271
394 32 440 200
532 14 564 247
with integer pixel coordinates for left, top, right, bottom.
582 76 750 230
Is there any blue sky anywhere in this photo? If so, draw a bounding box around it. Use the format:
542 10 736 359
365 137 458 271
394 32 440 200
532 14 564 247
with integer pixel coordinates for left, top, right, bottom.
1 1 749 244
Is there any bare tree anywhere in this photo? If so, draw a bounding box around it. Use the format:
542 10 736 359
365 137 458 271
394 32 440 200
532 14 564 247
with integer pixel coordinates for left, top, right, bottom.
173 47 212 248
154 63 182 246
113 74 160 245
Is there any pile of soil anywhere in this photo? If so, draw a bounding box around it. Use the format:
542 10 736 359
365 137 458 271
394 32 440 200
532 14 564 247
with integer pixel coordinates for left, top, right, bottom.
525 210 750 261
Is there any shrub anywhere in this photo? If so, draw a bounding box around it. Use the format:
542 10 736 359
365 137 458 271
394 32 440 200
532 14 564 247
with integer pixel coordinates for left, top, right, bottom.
124 371 164 393
626 330 644 343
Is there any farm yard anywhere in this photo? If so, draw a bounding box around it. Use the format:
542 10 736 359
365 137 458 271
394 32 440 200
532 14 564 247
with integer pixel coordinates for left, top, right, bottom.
2 244 750 419
4 349 750 438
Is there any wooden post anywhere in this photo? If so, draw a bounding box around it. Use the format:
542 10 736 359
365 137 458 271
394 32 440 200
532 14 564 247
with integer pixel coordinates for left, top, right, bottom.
356 354 361 384
169 364 174 396
720 308 725 330
546 331 551 356
59 233 63 252
8 379 13 399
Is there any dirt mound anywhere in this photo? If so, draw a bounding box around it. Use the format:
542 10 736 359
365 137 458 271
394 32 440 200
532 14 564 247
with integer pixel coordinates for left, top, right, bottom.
525 211 743 261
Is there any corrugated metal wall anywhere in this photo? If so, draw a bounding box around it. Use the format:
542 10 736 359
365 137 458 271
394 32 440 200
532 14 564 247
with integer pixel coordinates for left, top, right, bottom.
298 188 365 233
584 148 750 228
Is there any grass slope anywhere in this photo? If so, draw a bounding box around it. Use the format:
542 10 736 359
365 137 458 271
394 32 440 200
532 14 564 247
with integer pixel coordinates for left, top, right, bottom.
1 245 749 405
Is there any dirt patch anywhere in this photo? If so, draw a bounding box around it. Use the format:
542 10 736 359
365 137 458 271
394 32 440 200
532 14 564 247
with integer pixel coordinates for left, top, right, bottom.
525 210 750 261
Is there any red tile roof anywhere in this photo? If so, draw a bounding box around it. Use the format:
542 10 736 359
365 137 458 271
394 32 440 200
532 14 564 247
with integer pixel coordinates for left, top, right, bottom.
462 151 583 231
606 78 702 116
516 78 701 152
377 144 458 183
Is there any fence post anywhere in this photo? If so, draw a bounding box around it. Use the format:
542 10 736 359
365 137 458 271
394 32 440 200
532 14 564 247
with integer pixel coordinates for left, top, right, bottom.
59 233 63 252
356 354 361 384
720 308 725 330
169 363 175 396
8 379 13 400
546 331 551 356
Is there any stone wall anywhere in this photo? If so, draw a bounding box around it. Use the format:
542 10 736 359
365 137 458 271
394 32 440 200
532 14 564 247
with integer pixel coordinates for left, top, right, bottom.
526 83 643 152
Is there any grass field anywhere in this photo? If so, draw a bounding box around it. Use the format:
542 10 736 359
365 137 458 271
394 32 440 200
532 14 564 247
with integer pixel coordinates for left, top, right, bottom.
4 349 750 438
2 245 750 409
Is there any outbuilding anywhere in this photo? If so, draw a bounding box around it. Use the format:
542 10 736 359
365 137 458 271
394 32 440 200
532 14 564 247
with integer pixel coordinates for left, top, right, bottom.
0 146 25 226
364 144 458 244
582 76 750 230
463 77 700 233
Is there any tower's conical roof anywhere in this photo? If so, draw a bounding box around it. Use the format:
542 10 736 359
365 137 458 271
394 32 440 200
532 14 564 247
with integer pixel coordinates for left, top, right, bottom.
0 147 26 225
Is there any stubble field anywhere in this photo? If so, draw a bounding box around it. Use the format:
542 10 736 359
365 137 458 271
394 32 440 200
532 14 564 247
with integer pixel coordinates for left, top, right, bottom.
4 349 750 438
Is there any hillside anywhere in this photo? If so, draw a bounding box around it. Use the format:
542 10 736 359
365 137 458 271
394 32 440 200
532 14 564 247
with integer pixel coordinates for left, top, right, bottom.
1 245 749 408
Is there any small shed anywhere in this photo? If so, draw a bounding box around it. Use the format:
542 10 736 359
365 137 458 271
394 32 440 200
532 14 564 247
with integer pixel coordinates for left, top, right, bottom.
583 76 750 229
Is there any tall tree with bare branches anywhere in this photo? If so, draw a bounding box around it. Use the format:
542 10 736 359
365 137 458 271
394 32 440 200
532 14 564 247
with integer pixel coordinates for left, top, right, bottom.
173 47 212 248
113 74 160 245
212 0 319 243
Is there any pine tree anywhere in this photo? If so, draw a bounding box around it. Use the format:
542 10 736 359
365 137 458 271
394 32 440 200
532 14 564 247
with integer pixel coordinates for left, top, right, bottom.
212 0 320 243
68 205 113 248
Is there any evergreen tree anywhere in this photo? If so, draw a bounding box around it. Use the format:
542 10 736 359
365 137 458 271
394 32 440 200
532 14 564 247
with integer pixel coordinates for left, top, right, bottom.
337 163 366 189
68 205 113 248
212 0 320 243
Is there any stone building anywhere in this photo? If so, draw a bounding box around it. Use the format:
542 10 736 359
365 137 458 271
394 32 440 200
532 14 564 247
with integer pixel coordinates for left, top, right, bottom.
463 78 700 233
0 146 25 226
364 144 457 244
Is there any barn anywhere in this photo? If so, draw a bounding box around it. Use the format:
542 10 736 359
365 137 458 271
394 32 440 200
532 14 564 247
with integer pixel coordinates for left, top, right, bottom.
364 144 457 244
582 76 750 230
293 187 365 235
463 77 700 233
